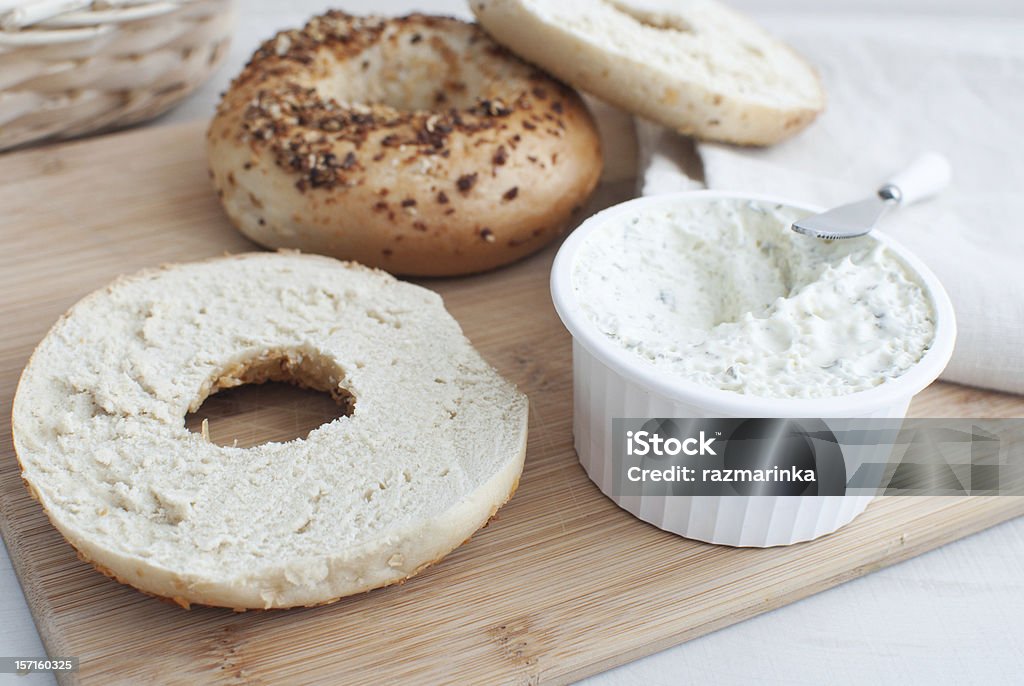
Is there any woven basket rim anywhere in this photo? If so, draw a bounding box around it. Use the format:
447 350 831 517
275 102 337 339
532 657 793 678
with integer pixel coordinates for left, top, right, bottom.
1 0 202 33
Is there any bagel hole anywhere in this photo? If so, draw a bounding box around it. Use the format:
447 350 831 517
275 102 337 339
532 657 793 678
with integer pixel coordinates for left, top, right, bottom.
185 349 354 449
318 35 497 112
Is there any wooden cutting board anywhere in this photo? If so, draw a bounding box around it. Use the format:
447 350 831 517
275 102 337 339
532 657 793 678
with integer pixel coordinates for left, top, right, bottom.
1 122 1022 686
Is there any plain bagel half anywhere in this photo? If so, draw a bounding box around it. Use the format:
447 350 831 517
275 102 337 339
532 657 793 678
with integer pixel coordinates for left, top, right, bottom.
12 253 528 609
472 0 825 146
208 12 603 276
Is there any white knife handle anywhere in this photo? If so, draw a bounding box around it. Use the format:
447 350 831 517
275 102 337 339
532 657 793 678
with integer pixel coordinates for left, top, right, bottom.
881 152 952 205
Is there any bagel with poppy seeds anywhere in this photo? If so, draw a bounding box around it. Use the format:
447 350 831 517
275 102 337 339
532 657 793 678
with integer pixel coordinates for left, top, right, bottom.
207 12 603 276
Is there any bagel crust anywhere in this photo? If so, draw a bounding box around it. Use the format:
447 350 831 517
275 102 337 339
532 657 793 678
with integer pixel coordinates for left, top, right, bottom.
207 13 603 276
12 253 529 609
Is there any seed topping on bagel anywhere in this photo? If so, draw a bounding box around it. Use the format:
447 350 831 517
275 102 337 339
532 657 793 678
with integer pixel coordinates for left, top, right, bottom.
228 12 574 196
208 11 603 276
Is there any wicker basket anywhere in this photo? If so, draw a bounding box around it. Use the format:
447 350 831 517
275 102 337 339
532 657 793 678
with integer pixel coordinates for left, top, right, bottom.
0 0 235 151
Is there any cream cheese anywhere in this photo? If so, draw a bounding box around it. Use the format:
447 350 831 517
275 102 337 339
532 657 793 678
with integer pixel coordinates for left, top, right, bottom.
572 198 936 399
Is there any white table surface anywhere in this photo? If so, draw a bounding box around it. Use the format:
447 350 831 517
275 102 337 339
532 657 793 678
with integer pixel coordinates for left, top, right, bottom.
3 2 1023 684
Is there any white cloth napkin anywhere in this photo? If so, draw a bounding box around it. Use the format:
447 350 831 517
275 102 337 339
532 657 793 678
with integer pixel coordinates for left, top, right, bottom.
634 17 1024 395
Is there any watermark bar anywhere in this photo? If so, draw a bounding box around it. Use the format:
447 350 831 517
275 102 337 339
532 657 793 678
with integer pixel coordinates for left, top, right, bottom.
611 418 1024 497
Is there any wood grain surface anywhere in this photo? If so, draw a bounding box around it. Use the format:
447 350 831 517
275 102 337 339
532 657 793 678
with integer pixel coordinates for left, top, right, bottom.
1 122 1022 686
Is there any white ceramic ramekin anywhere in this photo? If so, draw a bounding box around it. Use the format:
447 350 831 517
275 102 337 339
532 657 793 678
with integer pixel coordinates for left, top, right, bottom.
550 191 957 547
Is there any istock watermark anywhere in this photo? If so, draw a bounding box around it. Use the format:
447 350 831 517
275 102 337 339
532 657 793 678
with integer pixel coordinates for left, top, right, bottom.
625 429 718 456
611 418 1024 497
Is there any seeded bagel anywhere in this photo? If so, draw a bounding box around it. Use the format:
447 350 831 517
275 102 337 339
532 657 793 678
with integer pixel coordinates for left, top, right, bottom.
207 12 603 276
12 253 528 609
